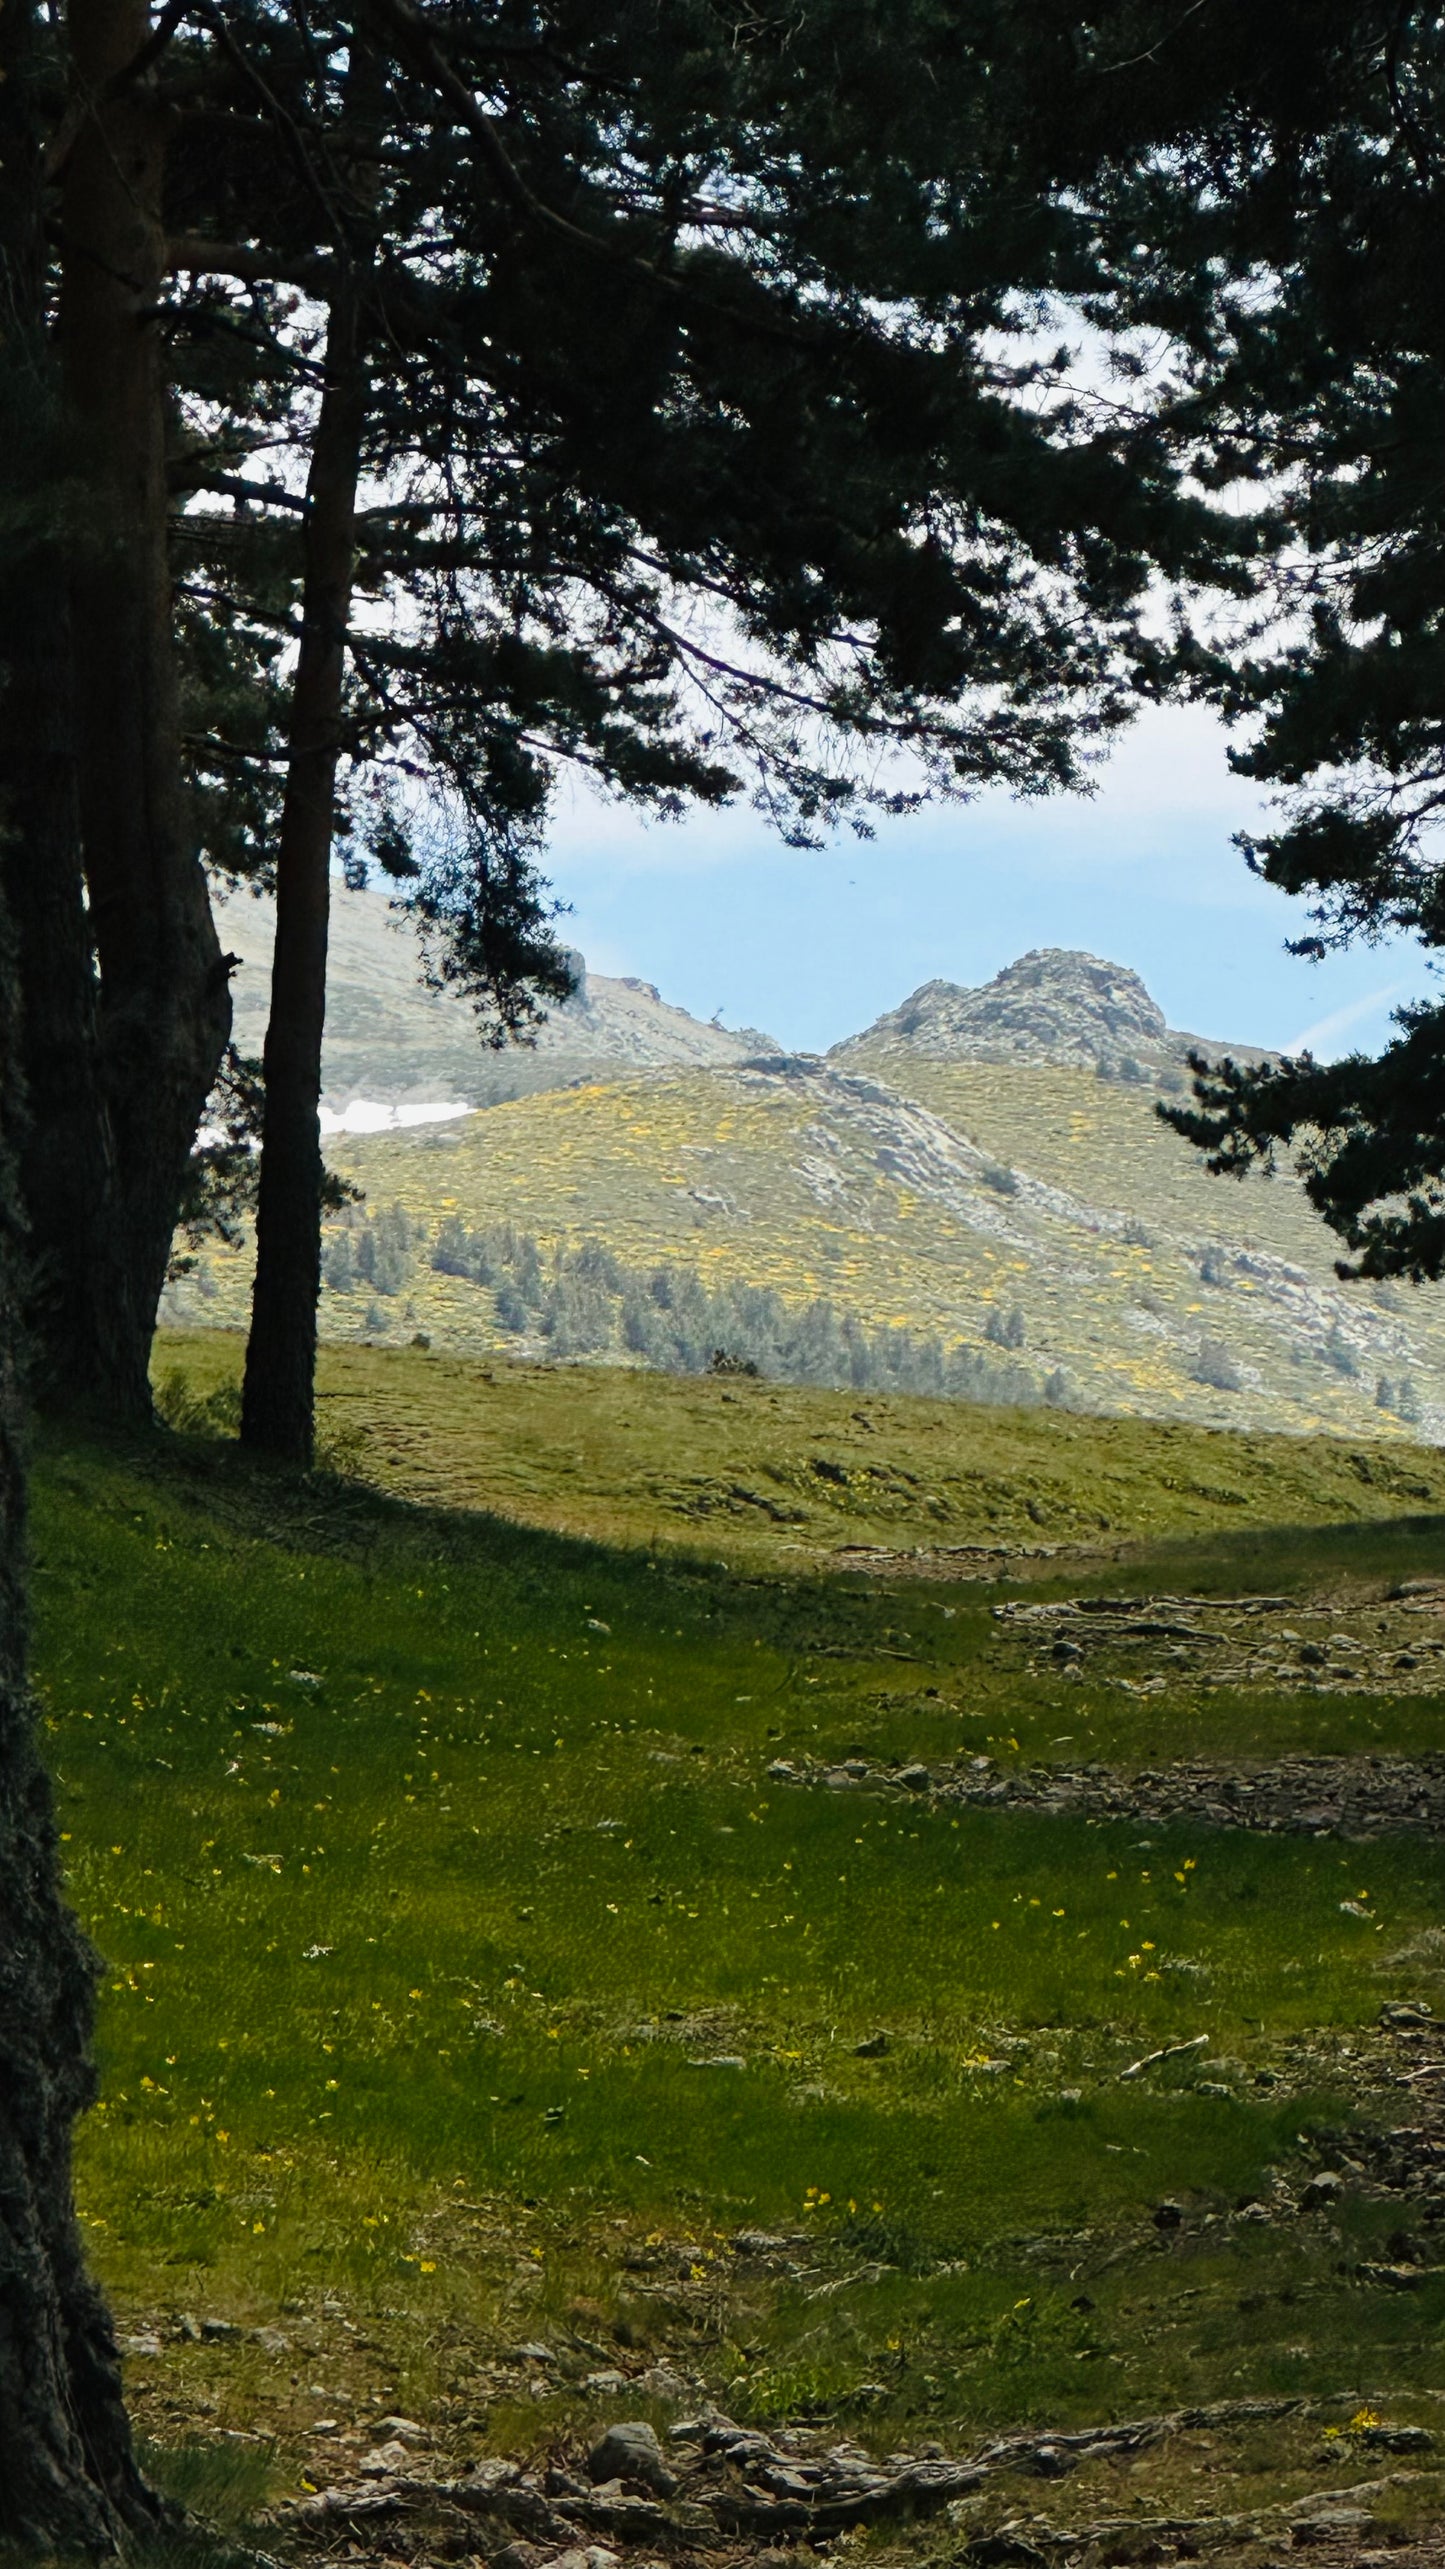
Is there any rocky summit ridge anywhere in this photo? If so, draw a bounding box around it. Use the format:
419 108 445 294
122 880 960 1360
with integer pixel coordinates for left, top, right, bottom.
220 892 1268 1110
217 884 780 1111
831 945 1267 1079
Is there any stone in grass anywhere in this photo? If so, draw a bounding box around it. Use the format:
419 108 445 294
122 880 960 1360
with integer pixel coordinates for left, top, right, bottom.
897 1764 932 1792
1151 2200 1184 2230
1302 2169 1345 2210
358 2441 411 2479
638 2365 691 2398
1357 2261 1427 2290
586 2422 680 2497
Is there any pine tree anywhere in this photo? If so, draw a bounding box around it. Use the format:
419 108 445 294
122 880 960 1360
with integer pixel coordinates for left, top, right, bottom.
1091 6 1445 1270
143 0 1230 1460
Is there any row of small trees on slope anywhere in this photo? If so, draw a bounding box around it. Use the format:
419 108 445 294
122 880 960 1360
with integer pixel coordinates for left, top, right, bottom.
428 1216 1053 1404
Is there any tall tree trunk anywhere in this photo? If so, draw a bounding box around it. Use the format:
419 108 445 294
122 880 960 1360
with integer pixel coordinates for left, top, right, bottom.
60 0 232 1422
241 269 368 1463
0 0 131 1415
0 898 161 2548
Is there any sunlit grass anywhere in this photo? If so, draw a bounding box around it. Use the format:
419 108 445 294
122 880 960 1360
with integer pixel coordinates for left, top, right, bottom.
25 1381 1445 2480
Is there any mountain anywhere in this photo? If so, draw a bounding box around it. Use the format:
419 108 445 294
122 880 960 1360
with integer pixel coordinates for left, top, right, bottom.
165 921 1445 1443
215 882 778 1110
830 945 1271 1079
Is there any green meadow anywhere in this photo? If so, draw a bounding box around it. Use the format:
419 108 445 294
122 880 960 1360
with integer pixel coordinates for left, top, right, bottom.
33 1340 1445 2533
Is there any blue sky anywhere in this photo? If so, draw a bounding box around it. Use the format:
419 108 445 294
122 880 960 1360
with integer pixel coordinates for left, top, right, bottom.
543 700 1431 1060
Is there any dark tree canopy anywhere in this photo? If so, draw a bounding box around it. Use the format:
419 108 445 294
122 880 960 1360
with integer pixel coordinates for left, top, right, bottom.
1076 3 1445 1270
168 0 1224 880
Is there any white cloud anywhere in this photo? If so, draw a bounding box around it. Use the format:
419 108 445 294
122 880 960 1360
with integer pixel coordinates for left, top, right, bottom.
1286 980 1414 1058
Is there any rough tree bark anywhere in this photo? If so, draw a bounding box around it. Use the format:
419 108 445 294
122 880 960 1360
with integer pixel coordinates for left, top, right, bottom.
0 913 161 2546
0 0 131 1413
241 225 370 1463
59 0 232 1421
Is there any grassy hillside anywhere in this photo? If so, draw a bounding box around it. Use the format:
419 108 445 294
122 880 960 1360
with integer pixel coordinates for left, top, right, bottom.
38 1343 1445 2541
155 1329 1445 1563
162 1051 1445 1443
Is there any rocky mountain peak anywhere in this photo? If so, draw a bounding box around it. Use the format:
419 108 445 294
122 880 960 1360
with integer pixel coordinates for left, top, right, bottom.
834 946 1221 1075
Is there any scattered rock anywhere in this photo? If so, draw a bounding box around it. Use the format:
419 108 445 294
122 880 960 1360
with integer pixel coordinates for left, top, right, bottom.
358 2441 411 2479
1019 2444 1073 2479
638 2366 691 2398
1302 2171 1345 2210
585 2423 679 2498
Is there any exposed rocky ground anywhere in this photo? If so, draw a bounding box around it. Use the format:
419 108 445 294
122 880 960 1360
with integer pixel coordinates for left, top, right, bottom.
761 1573 1445 1841
987 1581 1445 1700
770 1743 1445 1841
275 2393 1440 2569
